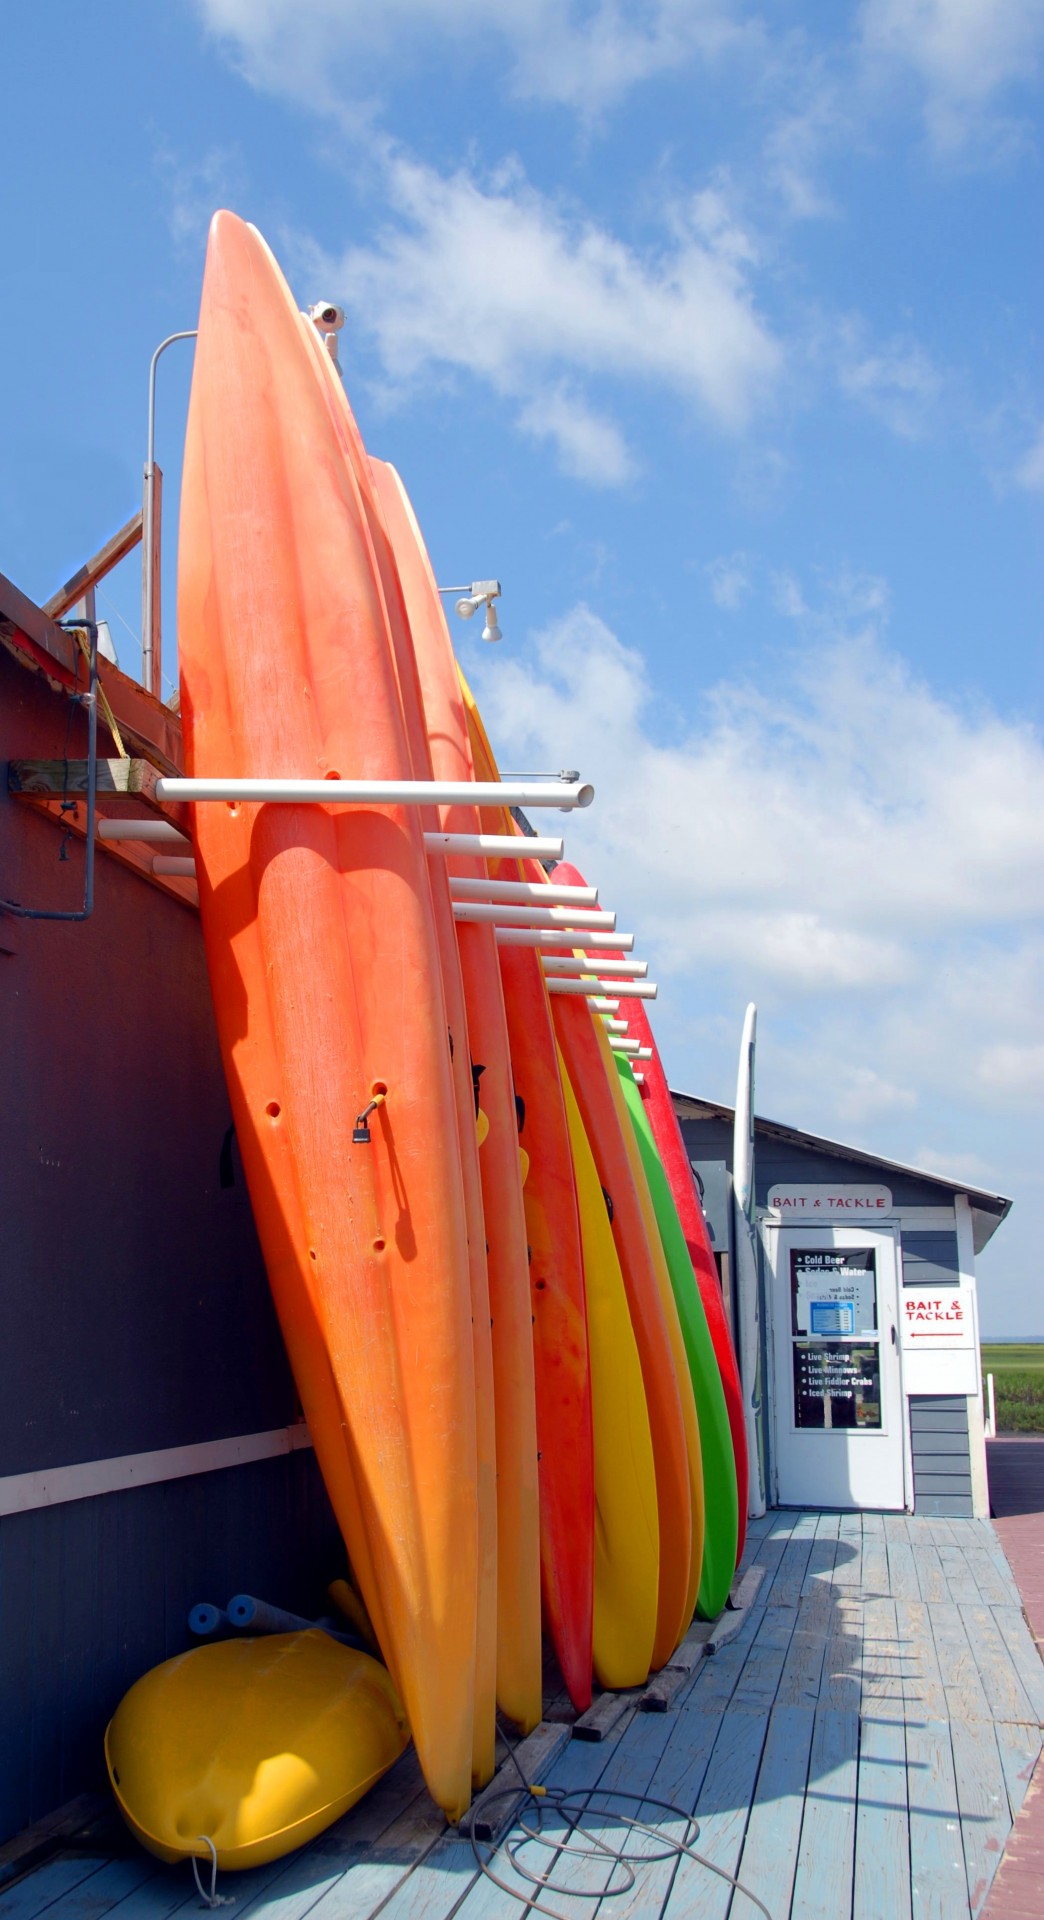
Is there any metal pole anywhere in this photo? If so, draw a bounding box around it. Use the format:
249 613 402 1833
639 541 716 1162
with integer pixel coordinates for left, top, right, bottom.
143 330 197 697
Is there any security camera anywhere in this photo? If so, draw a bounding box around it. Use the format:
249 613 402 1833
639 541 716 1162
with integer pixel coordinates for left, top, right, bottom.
308 302 345 333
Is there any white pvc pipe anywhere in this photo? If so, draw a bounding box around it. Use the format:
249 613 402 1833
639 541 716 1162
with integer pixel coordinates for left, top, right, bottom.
495 928 634 951
453 902 614 931
449 877 598 907
98 819 192 845
632 1071 645 1084
602 1017 628 1033
592 997 621 1011
540 956 648 978
155 776 594 810
152 856 197 877
546 979 656 999
424 832 565 859
609 1038 642 1054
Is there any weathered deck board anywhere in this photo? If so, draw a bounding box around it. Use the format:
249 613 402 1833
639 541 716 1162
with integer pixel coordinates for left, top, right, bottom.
993 1721 1043 1824
853 1712 910 1920
733 1703 815 1920
907 1718 969 1920
929 1603 994 1723
657 1706 769 1920
991 1606 1044 1724
895 1598 949 1720
949 1718 1013 1919
958 1604 1037 1727
790 1708 860 1920
15 1509 1044 1920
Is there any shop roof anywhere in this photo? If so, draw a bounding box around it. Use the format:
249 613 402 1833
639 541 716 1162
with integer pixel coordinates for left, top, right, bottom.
670 1089 1012 1255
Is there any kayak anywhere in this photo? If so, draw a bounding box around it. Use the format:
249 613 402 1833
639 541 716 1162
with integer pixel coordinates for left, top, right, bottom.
295 371 498 1789
559 1052 659 1688
615 1053 738 1618
371 459 543 1737
178 211 477 1822
457 672 595 1710
106 1634 408 1871
597 980 749 1565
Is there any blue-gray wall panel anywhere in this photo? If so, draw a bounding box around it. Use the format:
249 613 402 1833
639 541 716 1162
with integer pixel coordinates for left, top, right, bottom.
902 1232 960 1288
910 1393 973 1516
915 1494 977 1517
0 1450 342 1844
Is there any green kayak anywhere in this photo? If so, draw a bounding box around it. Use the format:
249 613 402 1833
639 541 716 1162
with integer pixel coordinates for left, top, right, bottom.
616 1054 739 1619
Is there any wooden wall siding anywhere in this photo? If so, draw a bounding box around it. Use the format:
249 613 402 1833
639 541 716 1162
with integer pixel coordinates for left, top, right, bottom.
902 1231 961 1287
911 1396 974 1518
2 648 296 1477
0 1450 342 1844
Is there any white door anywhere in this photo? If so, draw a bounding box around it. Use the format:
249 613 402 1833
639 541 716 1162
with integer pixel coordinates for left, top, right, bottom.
765 1225 906 1510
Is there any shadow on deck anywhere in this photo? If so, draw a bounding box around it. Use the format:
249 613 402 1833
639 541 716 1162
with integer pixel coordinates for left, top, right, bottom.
5 1510 1044 1920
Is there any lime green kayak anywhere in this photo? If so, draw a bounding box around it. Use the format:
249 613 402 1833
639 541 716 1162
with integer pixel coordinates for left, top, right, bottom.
616 1055 739 1618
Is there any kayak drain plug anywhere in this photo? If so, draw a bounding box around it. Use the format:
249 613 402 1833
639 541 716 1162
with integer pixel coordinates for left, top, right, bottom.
353 1089 387 1144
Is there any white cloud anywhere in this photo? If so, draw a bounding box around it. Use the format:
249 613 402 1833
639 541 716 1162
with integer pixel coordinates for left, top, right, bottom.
516 387 636 487
299 153 781 477
462 596 1044 1156
1014 424 1044 493
860 0 1044 155
978 1042 1044 1102
707 553 755 610
835 1067 918 1126
154 143 244 249
835 322 945 439
195 0 753 119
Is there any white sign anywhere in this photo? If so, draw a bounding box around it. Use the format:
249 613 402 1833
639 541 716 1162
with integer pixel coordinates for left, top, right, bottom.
900 1288 974 1349
768 1184 892 1218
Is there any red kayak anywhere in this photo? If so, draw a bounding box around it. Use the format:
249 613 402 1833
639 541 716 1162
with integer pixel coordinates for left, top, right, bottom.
553 869 749 1563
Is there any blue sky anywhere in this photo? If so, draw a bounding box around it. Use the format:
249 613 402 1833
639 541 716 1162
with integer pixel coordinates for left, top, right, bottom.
3 2 1042 1330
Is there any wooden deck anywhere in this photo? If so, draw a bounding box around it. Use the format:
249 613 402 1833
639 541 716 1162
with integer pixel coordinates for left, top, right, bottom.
5 1509 1043 1920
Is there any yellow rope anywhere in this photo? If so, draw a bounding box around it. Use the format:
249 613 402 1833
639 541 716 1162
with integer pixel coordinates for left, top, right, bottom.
75 631 128 758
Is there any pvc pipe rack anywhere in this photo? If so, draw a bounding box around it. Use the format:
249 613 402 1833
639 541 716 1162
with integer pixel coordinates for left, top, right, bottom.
99 819 191 845
449 877 597 907
540 955 648 978
154 776 593 810
103 823 570 861
425 832 565 859
496 928 634 951
545 979 656 1000
452 902 614 931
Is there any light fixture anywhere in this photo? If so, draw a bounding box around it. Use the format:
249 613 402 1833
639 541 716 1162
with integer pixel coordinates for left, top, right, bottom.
306 301 345 366
440 579 503 642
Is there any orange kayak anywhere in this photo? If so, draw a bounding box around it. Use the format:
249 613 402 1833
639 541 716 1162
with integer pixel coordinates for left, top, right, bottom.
297 364 498 1789
371 460 543 1737
459 683 595 1711
178 212 477 1822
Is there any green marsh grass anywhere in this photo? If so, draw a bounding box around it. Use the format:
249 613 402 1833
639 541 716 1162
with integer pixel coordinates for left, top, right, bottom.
982 1343 1044 1433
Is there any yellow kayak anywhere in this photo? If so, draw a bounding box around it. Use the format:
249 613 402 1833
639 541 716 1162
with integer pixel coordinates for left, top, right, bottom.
105 1632 408 1871
559 1052 659 1689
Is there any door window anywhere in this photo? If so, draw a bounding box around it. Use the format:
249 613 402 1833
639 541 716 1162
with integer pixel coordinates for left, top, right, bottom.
790 1248 882 1432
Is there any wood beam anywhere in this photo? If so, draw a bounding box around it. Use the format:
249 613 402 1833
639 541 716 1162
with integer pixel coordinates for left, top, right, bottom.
9 759 190 834
42 510 144 620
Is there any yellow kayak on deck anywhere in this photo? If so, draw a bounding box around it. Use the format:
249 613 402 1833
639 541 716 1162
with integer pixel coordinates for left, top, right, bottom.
105 1632 408 1871
560 1053 659 1689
